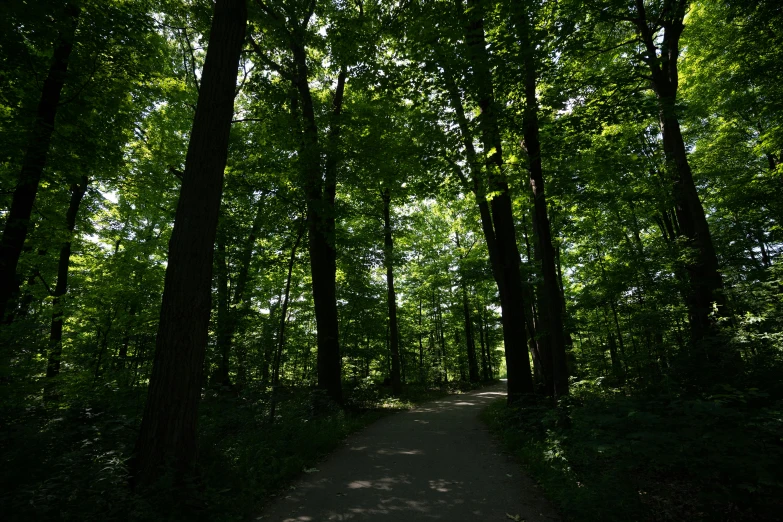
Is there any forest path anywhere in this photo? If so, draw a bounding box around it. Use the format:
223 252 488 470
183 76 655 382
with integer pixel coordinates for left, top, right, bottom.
256 382 560 521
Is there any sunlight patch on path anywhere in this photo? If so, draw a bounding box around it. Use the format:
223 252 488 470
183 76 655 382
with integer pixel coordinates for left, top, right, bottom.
258 383 559 521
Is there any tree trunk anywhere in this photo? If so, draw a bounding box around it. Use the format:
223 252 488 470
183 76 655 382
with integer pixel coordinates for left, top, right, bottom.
232 199 267 384
758 234 771 268
418 297 425 382
382 188 402 395
603 306 626 385
212 230 231 387
130 0 247 489
484 306 494 378
524 212 553 395
477 304 490 380
0 4 80 321
118 300 136 370
515 1 569 398
455 233 480 382
632 0 726 349
290 34 345 403
270 223 305 423
453 1 535 401
46 175 89 380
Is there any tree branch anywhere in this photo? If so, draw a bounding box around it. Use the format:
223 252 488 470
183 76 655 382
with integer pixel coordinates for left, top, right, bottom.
181 25 201 94
254 0 294 40
36 270 53 296
247 36 293 79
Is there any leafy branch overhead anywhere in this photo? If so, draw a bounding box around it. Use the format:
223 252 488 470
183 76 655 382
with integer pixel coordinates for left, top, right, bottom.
0 0 781 521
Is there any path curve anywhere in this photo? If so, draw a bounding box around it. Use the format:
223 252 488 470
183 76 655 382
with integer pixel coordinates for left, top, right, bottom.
257 382 560 521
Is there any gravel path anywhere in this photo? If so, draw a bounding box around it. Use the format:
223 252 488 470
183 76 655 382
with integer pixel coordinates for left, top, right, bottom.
256 382 560 521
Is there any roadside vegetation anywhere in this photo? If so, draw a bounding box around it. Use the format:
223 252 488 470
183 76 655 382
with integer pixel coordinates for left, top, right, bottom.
1 378 472 522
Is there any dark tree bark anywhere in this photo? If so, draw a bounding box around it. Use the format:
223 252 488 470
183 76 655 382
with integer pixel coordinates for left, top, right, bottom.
477 304 490 380
382 188 402 396
593 234 628 383
261 301 280 386
418 297 425 382
228 194 268 385
270 223 305 423
0 4 80 321
522 212 553 395
455 232 480 382
290 24 346 402
46 175 89 380
232 200 266 307
443 3 535 401
4 270 37 325
118 301 136 369
603 307 627 385
631 0 726 348
461 284 479 382
514 1 569 398
130 0 247 488
483 305 494 379
756 231 771 268
212 230 231 386
117 265 144 370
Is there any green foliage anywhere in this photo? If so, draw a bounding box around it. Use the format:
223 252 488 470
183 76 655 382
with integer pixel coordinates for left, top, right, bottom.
2 0 783 519
0 379 148 521
483 381 783 521
0 377 458 522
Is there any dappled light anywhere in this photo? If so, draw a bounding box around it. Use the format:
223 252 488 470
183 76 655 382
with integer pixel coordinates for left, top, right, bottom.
259 383 558 521
2 0 781 521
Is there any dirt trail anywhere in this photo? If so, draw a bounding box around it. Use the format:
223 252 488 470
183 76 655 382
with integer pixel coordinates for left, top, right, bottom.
256 382 560 521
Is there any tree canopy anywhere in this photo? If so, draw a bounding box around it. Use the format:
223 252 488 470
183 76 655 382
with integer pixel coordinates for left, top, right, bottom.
1 0 782 520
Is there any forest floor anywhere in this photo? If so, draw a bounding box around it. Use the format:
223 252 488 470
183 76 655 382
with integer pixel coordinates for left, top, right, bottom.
256 381 559 521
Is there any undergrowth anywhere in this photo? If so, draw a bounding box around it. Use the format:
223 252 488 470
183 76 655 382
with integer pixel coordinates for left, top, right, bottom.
0 376 463 522
481 378 783 522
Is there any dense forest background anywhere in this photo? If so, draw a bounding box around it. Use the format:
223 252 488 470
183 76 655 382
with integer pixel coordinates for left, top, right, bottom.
1 0 781 520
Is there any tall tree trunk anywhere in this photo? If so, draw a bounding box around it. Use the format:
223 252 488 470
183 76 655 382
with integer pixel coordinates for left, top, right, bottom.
484 306 494 378
261 302 280 386
118 300 136 370
130 0 247 489
233 199 265 308
477 304 490 380
290 30 345 402
46 175 89 380
5 270 37 325
632 0 726 349
231 199 267 384
756 231 771 268
514 1 569 398
382 188 402 396
0 4 80 321
270 223 305 423
455 232 480 382
524 212 553 395
461 284 479 382
212 230 231 386
603 306 627 384
452 1 535 401
418 297 425 382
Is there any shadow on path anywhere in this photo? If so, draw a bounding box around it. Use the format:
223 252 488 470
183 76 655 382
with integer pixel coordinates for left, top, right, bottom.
256 382 559 521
